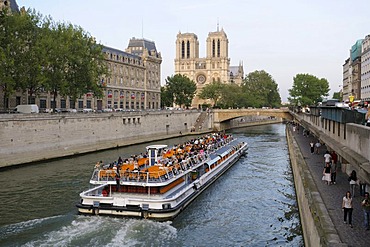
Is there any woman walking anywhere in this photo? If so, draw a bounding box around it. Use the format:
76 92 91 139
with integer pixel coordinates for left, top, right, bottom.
342 191 354 228
322 163 331 185
348 170 358 197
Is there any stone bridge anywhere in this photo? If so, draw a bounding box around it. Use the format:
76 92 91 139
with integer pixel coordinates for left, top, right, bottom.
212 108 293 130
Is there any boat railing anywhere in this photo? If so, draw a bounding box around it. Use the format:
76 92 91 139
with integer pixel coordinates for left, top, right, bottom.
89 136 238 183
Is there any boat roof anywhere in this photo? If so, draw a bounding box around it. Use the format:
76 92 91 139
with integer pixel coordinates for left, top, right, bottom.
209 139 238 159
146 144 168 150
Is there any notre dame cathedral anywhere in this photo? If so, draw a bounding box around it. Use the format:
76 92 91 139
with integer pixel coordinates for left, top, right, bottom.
174 27 244 108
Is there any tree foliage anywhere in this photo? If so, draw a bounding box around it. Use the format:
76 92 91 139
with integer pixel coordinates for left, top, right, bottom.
242 70 281 108
218 84 246 108
288 73 329 106
198 80 224 107
332 91 342 101
0 8 107 110
163 74 197 108
160 86 173 108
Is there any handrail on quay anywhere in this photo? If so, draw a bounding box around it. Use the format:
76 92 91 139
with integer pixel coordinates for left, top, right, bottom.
290 106 370 186
309 106 366 125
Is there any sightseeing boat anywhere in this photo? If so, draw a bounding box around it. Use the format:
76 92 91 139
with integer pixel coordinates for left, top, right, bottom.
76 133 248 220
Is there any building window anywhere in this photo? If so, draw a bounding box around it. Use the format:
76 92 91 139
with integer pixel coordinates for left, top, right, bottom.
70 100 75 109
181 41 185 59
28 96 35 104
40 99 47 109
187 40 190 58
78 100 83 109
86 100 91 109
16 97 21 107
60 99 66 108
217 39 220 57
51 100 56 109
212 40 215 57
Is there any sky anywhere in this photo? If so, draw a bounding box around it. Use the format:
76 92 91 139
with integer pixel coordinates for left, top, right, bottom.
16 0 370 102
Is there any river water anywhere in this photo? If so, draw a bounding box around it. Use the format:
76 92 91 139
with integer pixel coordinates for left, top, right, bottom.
0 123 303 246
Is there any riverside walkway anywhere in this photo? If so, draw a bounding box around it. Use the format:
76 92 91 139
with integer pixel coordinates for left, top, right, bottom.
291 125 370 247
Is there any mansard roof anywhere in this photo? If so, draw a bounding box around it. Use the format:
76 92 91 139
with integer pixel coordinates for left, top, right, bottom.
127 38 158 56
102 45 140 60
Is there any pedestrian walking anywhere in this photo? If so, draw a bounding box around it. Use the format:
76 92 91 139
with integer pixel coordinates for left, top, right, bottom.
315 141 321 154
330 161 337 184
309 141 314 154
348 170 358 197
324 151 331 165
322 163 331 185
361 192 370 230
342 191 353 228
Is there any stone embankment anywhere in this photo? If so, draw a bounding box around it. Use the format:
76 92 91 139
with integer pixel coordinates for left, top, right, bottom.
0 111 204 168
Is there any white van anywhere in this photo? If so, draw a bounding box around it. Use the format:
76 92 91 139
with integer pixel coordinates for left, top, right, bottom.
15 104 39 113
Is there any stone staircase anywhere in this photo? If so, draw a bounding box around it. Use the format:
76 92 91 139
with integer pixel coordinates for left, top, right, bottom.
192 111 208 132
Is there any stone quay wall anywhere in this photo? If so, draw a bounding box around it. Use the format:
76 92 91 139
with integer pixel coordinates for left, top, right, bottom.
0 111 204 168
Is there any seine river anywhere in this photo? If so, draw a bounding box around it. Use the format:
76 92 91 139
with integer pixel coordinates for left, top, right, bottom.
0 124 303 246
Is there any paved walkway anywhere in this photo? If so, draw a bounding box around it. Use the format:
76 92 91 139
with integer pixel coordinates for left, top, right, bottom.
291 125 370 247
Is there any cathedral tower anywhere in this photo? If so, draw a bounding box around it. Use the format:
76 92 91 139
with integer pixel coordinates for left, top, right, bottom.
174 28 243 108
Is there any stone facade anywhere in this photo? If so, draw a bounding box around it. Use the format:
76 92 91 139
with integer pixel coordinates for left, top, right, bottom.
342 58 350 102
361 35 370 101
0 37 162 111
100 38 162 110
174 28 244 108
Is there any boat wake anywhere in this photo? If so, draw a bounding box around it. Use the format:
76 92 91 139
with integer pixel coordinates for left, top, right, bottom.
18 216 178 247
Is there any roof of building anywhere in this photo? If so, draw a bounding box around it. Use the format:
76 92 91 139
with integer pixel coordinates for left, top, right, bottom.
127 38 158 56
102 45 140 60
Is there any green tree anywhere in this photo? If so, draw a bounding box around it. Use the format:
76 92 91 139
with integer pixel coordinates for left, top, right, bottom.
332 91 342 101
0 8 19 109
198 80 224 107
40 18 106 110
12 9 45 104
160 86 174 108
219 84 245 109
164 74 197 108
62 24 106 104
242 70 281 108
0 8 107 111
288 73 329 106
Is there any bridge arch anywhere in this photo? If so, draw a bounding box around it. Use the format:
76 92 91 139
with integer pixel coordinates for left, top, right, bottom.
212 108 293 130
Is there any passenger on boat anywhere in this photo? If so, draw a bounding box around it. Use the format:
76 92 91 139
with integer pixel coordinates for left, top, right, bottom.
116 172 120 192
95 161 102 169
118 156 123 164
102 188 108 197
